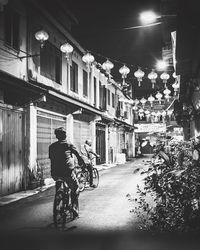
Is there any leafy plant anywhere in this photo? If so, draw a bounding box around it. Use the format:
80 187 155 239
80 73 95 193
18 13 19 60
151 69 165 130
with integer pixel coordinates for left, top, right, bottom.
130 140 200 233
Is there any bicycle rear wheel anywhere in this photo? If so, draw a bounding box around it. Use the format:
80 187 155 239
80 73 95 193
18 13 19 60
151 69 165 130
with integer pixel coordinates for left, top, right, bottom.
92 168 99 187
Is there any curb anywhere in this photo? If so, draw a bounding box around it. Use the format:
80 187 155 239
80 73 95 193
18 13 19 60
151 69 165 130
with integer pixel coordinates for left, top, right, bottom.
0 163 118 207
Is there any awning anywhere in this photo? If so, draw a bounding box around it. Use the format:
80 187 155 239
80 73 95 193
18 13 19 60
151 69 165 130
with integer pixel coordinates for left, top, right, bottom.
114 118 136 131
47 88 104 116
0 70 47 106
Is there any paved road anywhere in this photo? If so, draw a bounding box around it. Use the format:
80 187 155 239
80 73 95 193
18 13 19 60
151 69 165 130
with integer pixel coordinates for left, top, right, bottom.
0 157 152 250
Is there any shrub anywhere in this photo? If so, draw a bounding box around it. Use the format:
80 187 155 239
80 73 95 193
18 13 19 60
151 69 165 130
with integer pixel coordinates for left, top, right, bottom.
131 140 200 233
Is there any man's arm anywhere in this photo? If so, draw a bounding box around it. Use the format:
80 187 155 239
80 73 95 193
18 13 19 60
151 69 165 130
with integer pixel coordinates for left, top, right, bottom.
70 144 86 166
86 144 99 157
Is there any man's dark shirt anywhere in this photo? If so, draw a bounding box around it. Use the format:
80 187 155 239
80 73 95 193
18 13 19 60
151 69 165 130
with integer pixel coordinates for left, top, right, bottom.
49 140 82 177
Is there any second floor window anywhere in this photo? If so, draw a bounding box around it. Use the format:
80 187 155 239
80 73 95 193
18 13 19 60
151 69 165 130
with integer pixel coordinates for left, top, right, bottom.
94 77 97 106
99 82 107 110
40 41 62 84
70 61 78 93
83 70 88 97
4 6 20 50
112 93 115 108
107 89 110 106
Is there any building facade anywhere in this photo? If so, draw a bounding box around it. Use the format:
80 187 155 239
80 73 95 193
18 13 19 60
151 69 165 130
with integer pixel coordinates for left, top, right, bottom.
0 0 135 196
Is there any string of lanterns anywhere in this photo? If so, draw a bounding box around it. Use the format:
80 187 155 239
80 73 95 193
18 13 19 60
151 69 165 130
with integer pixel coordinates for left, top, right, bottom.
34 30 180 112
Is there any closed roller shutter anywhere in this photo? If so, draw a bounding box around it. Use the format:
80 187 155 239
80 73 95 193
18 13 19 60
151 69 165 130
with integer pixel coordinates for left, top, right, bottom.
73 120 90 152
37 111 66 178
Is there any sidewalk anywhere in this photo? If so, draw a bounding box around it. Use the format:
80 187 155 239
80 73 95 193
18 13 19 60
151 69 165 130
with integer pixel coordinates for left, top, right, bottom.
0 162 118 207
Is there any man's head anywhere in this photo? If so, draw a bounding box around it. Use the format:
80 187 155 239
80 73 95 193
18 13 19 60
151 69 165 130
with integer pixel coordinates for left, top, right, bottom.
85 139 92 146
55 127 66 140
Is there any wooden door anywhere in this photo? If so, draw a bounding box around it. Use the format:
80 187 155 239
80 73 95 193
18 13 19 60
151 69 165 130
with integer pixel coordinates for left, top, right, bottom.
0 107 24 196
96 124 106 164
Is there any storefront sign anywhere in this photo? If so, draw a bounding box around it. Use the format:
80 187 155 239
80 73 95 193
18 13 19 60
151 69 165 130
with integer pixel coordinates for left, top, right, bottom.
134 123 166 133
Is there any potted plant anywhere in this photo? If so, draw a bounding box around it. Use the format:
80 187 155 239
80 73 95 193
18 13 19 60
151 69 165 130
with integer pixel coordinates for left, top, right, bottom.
28 164 44 190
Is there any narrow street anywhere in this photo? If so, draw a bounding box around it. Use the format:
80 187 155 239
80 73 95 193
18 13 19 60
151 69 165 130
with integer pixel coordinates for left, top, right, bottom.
0 157 151 248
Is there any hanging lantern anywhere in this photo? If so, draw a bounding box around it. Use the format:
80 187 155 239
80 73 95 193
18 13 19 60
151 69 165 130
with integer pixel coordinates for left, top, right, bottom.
167 109 173 119
140 97 147 108
172 79 180 94
82 52 95 69
134 98 140 106
155 91 163 104
155 111 161 121
163 88 171 102
163 87 171 96
145 110 150 120
148 94 155 107
35 30 49 48
133 105 138 111
160 72 170 88
119 65 130 85
102 59 114 74
148 69 158 88
60 43 73 61
138 108 144 119
134 67 145 87
151 111 156 123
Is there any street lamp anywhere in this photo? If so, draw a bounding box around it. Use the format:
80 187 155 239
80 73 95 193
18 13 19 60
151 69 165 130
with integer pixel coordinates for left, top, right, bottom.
156 60 168 71
140 11 158 25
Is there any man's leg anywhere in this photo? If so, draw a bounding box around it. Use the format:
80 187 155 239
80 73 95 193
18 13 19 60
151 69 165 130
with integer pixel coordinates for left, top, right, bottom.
86 163 93 186
67 171 79 218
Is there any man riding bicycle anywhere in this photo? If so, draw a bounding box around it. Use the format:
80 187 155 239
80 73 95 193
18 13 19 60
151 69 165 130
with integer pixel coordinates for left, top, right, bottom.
81 139 100 188
49 127 86 219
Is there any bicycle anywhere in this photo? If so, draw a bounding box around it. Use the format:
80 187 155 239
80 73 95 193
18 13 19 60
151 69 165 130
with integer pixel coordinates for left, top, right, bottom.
53 178 75 229
76 157 99 192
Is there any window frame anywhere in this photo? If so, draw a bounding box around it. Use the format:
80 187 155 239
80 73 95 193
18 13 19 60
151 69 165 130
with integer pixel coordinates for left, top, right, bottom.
70 61 78 93
4 6 20 51
40 41 62 84
83 69 88 97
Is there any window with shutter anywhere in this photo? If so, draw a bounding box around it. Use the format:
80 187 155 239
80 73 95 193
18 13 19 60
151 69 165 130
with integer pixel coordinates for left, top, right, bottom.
4 6 20 50
112 93 115 108
94 77 97 106
70 61 78 93
40 41 62 84
107 89 110 106
83 70 88 97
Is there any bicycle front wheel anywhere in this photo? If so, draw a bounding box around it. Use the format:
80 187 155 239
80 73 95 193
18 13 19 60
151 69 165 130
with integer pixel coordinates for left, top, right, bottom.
53 191 67 229
92 168 99 187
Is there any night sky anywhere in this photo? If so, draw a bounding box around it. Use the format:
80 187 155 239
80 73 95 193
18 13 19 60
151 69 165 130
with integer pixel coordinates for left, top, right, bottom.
66 0 163 80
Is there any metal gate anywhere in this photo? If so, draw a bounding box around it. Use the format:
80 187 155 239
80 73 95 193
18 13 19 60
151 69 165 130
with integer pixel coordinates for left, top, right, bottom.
96 123 106 164
37 111 66 178
0 106 24 196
